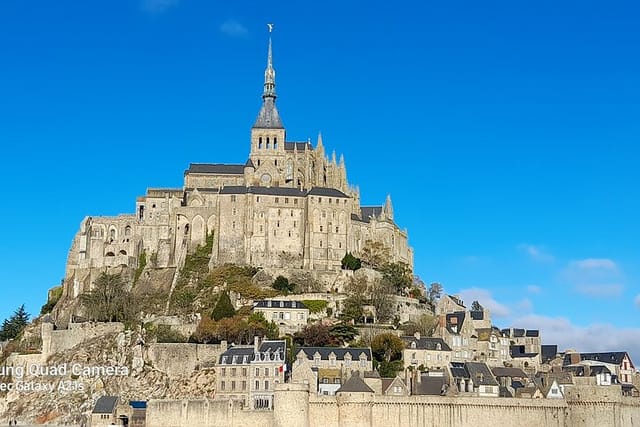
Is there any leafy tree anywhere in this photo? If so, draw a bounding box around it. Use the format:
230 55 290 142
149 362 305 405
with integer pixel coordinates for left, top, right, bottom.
212 291 236 321
156 325 188 343
471 300 484 311
247 312 279 340
341 252 362 271
272 276 295 294
381 262 413 295
402 314 438 337
359 240 390 270
294 322 335 347
370 279 394 322
81 273 137 323
371 333 404 363
192 316 218 344
329 323 358 344
340 296 364 323
378 360 404 378
0 305 31 341
426 282 443 310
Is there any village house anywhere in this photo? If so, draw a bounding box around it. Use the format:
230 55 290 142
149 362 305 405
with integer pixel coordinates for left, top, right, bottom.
215 338 287 410
401 333 452 370
252 299 309 334
563 351 636 385
291 347 373 394
475 327 510 366
90 396 119 427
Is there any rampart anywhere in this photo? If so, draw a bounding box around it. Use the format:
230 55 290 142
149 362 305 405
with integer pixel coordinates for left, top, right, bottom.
146 342 226 376
146 385 640 427
41 321 125 356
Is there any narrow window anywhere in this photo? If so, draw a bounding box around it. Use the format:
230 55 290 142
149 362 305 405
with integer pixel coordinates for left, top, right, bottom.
266 137 270 149
275 159 278 166
274 137 278 148
273 230 277 236
259 137 263 149
294 199 298 205
285 198 289 204
275 197 279 203
320 226 323 232
256 196 260 202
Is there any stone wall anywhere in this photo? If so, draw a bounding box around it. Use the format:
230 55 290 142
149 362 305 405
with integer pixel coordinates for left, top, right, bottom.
41 321 125 356
146 343 226 377
146 385 640 427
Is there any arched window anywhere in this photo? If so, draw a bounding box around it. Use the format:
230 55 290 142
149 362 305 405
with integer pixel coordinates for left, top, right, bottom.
124 226 131 237
258 137 263 149
274 137 278 149
119 250 127 256
266 137 270 149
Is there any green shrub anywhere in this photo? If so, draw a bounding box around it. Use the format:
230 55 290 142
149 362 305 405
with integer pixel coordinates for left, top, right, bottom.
302 300 328 314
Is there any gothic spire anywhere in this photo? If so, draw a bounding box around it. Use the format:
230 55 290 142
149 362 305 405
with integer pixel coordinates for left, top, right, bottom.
253 24 283 129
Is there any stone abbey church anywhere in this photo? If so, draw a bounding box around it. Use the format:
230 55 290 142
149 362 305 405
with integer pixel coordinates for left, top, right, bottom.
65 35 413 296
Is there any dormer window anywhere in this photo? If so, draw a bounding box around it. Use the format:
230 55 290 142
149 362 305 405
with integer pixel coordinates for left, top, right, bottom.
411 342 416 349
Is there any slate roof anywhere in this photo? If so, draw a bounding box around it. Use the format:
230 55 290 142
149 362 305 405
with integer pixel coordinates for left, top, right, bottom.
449 362 469 379
541 345 558 364
445 312 466 334
510 345 539 358
297 347 372 361
219 340 286 364
358 206 383 223
402 336 451 351
254 300 307 309
466 362 499 386
525 330 540 337
185 163 245 175
253 97 284 129
336 373 374 393
218 186 306 197
413 374 447 396
469 310 484 320
308 187 349 198
491 367 528 378
284 142 313 151
563 352 630 367
92 396 119 414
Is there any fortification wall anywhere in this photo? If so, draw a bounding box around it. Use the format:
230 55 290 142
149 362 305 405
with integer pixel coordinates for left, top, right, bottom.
147 389 640 427
41 321 124 356
146 399 274 427
146 343 225 376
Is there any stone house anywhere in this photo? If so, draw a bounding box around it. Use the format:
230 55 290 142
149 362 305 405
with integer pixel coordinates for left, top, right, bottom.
510 345 541 373
381 376 410 396
475 327 510 366
291 347 372 394
216 338 287 410
434 311 477 362
449 361 499 397
401 333 452 370
563 351 636 385
491 366 530 398
90 396 119 427
252 299 309 334
435 295 466 316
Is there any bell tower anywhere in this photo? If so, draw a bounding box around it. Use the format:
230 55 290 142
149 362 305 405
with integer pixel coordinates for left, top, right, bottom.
250 25 286 186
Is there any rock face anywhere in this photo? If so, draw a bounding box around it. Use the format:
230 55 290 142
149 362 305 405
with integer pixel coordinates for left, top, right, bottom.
1 325 225 425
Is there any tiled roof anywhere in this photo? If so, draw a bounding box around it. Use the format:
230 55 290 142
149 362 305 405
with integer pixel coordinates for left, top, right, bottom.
402 336 451 351
219 340 286 364
186 163 245 175
254 300 307 309
358 206 382 223
336 373 374 393
297 347 371 361
92 396 118 414
470 310 484 320
525 330 539 337
253 97 284 129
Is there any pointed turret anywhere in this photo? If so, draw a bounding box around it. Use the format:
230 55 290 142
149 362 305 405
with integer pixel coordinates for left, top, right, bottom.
331 150 337 164
383 194 394 221
253 27 284 129
317 132 324 153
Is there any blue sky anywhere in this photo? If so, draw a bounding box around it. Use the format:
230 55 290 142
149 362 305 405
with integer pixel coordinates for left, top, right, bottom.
1 0 639 361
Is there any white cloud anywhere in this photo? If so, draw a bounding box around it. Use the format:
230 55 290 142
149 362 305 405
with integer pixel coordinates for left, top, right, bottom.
219 19 249 37
457 288 510 318
141 0 178 14
527 285 541 294
518 244 554 263
574 283 624 297
516 298 533 313
573 258 618 271
562 258 624 298
510 314 640 365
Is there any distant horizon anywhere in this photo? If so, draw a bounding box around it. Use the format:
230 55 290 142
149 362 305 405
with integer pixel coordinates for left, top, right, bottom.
0 0 638 363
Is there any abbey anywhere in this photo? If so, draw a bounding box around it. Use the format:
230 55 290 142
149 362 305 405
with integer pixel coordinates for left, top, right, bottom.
64 34 413 295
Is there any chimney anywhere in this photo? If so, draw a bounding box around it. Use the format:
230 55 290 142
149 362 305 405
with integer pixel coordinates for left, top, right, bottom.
254 336 260 352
